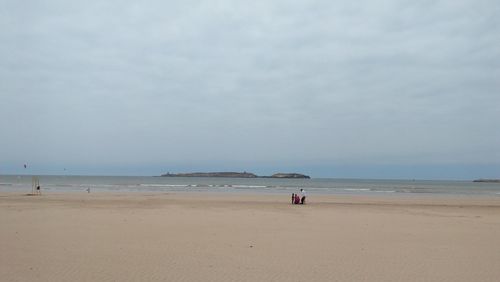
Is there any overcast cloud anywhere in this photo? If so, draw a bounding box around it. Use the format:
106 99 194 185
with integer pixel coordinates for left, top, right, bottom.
1 0 499 178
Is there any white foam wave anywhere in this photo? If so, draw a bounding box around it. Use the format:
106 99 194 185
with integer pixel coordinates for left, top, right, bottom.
77 184 117 187
232 185 268 188
343 188 370 191
139 184 189 187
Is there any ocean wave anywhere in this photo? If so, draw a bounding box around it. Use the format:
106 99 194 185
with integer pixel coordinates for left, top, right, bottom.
343 188 370 191
232 185 268 188
139 184 189 187
73 184 119 187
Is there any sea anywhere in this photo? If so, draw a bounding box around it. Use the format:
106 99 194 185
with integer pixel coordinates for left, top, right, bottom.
1 175 500 197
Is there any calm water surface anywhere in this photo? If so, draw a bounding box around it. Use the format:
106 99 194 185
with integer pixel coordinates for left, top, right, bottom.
1 175 500 196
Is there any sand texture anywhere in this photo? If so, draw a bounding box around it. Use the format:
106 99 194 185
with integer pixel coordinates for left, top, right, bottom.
1 192 500 282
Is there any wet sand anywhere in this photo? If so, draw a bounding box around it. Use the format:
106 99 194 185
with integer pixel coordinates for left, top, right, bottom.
1 192 500 281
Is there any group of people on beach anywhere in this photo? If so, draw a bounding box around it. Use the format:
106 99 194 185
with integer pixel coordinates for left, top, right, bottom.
292 189 306 205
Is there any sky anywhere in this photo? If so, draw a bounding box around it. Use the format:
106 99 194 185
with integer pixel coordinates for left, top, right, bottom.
1 0 499 179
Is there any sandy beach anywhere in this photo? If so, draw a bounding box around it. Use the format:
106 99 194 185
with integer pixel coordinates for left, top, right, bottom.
1 192 500 282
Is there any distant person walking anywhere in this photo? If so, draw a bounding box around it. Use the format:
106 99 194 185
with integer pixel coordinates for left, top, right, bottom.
36 185 41 195
300 189 306 204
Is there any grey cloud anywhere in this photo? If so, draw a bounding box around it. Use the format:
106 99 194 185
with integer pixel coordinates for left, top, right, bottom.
1 0 499 176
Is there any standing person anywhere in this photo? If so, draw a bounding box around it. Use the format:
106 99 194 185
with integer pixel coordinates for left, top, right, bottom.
291 193 295 204
300 188 306 204
294 193 300 204
36 185 41 195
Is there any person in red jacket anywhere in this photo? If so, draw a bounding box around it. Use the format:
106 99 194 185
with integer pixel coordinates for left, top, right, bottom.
294 193 301 204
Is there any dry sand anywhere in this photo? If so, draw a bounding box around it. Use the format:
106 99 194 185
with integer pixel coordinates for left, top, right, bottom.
1 192 500 282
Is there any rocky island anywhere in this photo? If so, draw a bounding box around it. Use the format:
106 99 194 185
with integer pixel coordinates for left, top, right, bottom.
473 179 500 183
161 172 310 179
265 173 311 179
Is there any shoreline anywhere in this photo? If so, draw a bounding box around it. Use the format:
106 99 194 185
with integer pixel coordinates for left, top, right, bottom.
2 187 500 199
2 189 500 200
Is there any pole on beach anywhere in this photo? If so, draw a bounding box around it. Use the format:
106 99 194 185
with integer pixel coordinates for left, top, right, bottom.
31 176 39 195
32 176 35 195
